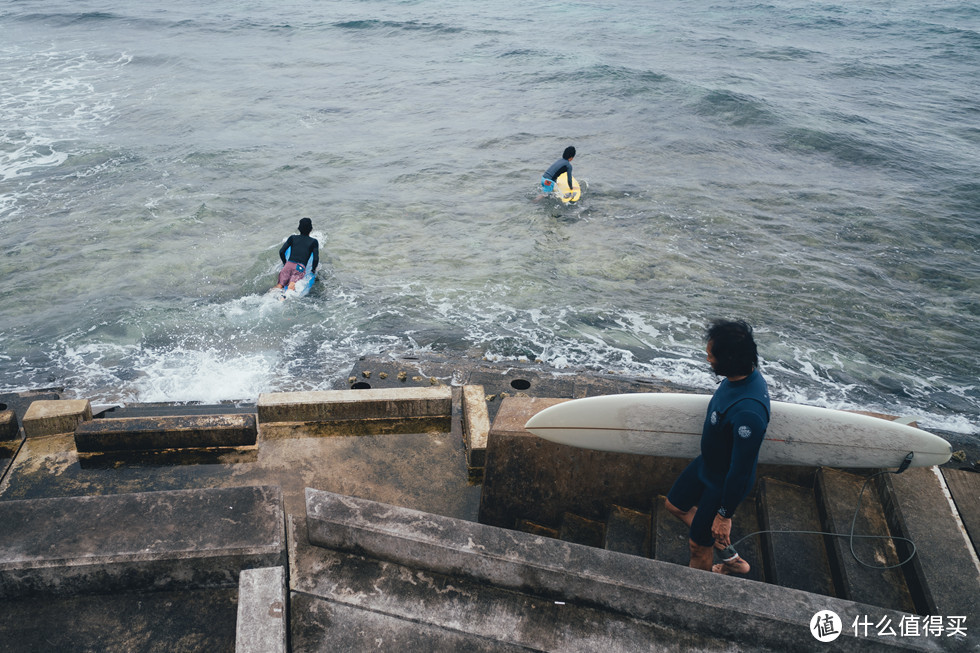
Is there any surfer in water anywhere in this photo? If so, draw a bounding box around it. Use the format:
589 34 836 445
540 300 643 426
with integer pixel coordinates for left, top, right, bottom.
540 146 575 196
664 319 771 575
275 217 319 291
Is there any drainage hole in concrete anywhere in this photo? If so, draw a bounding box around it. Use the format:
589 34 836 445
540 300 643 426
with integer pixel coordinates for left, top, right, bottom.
351 382 372 390
510 379 531 390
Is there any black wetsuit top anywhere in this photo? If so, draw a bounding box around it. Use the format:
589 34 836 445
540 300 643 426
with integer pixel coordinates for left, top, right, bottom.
279 234 319 272
699 369 771 517
543 157 573 182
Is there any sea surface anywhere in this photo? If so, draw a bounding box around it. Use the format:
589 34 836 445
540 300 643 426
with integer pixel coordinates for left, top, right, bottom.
1 0 978 439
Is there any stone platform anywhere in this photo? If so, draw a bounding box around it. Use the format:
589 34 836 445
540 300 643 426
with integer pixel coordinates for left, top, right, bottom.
0 357 977 651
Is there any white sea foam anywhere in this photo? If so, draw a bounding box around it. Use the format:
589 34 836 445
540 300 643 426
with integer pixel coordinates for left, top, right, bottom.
129 347 277 404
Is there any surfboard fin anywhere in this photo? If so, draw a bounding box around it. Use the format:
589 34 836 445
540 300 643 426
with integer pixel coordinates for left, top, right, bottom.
892 416 923 426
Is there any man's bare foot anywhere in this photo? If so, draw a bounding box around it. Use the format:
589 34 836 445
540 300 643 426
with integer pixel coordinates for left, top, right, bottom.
712 556 750 575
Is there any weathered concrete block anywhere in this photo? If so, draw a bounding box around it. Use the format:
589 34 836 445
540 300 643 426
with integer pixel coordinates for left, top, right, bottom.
604 505 651 557
462 385 489 469
306 489 944 652
0 485 285 598
256 387 451 424
236 566 286 653
74 413 257 452
22 399 91 437
0 409 19 441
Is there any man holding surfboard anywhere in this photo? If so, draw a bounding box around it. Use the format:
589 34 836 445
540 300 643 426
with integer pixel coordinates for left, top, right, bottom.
665 320 771 575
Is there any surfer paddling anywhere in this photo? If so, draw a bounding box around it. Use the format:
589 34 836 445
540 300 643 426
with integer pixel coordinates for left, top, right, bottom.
540 146 575 197
276 218 319 292
665 319 771 575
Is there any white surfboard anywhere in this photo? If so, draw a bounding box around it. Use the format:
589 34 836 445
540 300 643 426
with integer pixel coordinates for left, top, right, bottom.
523 393 952 469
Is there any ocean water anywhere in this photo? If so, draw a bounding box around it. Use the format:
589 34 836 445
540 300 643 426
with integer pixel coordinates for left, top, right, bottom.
1 0 978 438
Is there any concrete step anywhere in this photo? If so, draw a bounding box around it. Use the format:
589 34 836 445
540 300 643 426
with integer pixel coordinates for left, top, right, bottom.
815 467 915 613
879 466 980 627
942 468 980 556
303 488 943 652
514 519 558 539
74 413 257 453
651 494 691 566
0 485 285 598
559 512 605 548
758 477 838 598
603 504 651 557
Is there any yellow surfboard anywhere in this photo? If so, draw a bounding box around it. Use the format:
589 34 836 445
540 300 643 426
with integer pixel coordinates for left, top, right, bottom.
555 172 581 203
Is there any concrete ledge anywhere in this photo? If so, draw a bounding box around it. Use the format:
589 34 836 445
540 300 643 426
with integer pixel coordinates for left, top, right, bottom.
0 486 285 598
256 387 451 425
74 414 258 452
23 399 92 437
236 566 286 653
306 488 948 652
462 385 489 469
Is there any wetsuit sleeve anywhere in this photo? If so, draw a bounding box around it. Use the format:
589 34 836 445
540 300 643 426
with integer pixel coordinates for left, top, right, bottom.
717 405 768 518
279 236 293 264
311 240 319 272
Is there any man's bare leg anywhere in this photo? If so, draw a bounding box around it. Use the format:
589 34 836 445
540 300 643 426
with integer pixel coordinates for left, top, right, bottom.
664 497 696 527
689 540 714 571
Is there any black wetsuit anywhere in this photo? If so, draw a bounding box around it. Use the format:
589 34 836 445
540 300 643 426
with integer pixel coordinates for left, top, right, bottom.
543 157 573 183
279 234 319 272
666 369 771 546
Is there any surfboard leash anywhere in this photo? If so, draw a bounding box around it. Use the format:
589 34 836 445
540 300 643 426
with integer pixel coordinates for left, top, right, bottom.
726 452 918 571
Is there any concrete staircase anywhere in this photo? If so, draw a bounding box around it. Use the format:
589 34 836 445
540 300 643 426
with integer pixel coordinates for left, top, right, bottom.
514 467 976 621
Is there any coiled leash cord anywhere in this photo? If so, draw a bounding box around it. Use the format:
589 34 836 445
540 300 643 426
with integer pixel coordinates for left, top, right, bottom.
725 452 917 571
